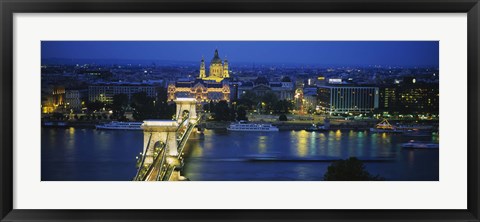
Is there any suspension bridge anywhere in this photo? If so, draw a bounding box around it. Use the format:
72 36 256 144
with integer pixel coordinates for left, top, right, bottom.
134 98 201 181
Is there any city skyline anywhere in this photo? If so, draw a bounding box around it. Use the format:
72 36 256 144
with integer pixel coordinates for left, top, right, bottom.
42 41 439 67
41 41 439 182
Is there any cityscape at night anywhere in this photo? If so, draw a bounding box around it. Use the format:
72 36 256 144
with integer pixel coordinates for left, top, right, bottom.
41 41 439 181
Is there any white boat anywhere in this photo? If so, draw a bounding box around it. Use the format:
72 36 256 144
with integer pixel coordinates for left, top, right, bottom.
306 124 328 132
371 120 435 134
370 119 402 133
402 141 439 149
95 121 143 130
370 128 403 133
42 121 68 127
227 121 279 132
403 129 432 137
396 125 433 131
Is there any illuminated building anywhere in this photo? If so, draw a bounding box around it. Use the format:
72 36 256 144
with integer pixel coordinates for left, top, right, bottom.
237 76 294 100
378 86 397 113
41 86 65 113
398 86 438 114
379 81 439 115
200 49 230 82
65 90 83 111
396 77 438 114
328 78 343 84
229 82 240 100
167 79 230 102
294 88 304 112
88 83 157 103
42 100 55 114
167 49 231 103
317 87 330 114
52 86 65 106
317 86 379 114
303 92 317 113
316 76 327 86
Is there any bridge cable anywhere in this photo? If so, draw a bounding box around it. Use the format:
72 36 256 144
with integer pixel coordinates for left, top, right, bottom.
134 132 152 181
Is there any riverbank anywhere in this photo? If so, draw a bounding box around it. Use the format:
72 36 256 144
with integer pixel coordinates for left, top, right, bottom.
42 120 100 128
42 118 439 132
199 121 438 131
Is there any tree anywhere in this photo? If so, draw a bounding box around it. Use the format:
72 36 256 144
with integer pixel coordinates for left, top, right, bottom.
229 106 237 121
203 103 210 112
86 101 104 113
131 92 156 121
209 100 215 112
236 106 248 121
323 157 384 181
240 90 258 103
278 114 288 121
236 98 255 110
111 94 129 119
213 100 231 121
274 100 293 114
156 101 176 119
156 88 175 119
128 91 176 121
261 91 278 113
156 87 169 103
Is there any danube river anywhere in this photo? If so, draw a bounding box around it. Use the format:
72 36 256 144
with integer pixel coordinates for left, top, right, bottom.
41 127 439 181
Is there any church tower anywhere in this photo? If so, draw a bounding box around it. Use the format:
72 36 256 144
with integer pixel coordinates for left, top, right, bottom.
199 49 229 82
199 57 206 79
209 49 224 78
223 58 229 78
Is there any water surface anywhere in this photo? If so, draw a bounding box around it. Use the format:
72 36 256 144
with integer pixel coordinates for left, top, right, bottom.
41 128 439 181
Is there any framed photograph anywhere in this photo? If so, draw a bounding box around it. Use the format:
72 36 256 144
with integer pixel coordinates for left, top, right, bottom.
1 0 479 221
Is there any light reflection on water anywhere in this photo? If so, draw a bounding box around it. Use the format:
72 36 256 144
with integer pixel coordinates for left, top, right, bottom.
183 129 438 181
295 130 308 157
42 128 439 181
258 136 267 154
309 132 317 156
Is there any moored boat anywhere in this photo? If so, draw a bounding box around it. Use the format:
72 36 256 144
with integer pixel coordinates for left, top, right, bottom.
402 141 439 149
370 119 402 133
370 119 434 134
403 129 432 137
95 121 143 130
227 121 279 132
305 124 328 132
42 121 68 127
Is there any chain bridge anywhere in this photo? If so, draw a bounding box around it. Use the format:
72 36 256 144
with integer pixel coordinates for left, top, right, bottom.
134 98 200 181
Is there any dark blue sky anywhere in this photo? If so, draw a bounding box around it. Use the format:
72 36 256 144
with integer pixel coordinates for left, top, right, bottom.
41 41 439 67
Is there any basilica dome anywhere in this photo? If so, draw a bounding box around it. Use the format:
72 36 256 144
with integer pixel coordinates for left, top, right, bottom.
210 49 222 64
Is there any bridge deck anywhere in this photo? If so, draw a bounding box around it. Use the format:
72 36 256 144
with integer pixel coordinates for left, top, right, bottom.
134 115 200 181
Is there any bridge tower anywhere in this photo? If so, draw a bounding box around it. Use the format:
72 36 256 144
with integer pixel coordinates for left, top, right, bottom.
142 120 179 159
175 98 197 124
134 98 199 181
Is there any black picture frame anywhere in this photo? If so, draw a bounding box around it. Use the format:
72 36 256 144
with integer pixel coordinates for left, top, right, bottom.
1 0 479 221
